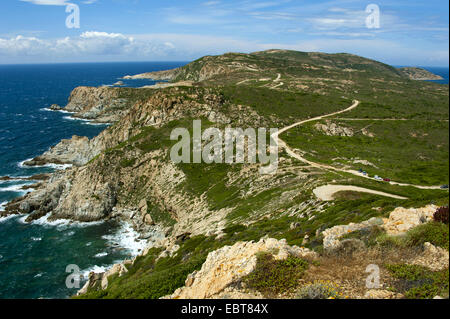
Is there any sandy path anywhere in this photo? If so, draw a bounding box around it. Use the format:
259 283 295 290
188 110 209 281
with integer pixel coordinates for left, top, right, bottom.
313 185 408 201
274 100 445 192
274 73 281 82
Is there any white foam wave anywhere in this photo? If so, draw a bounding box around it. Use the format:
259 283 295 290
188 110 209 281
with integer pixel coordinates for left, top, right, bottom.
18 158 72 170
17 158 34 168
0 215 16 223
81 265 108 280
0 183 35 194
82 122 111 126
63 116 86 122
0 175 35 183
43 163 73 170
102 222 148 257
40 108 76 114
0 202 20 223
80 223 149 283
19 212 104 229
56 109 76 114
63 116 110 126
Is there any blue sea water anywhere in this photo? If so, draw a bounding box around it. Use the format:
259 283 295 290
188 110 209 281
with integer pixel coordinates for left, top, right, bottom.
421 66 450 85
0 62 186 299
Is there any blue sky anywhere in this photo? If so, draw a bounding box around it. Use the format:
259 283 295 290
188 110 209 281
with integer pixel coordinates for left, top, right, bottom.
0 0 448 66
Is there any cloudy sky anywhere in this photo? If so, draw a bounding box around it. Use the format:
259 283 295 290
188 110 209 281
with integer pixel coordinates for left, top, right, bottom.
0 0 448 66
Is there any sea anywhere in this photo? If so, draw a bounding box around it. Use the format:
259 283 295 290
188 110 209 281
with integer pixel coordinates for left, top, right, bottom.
423 66 450 85
0 61 186 299
0 63 447 299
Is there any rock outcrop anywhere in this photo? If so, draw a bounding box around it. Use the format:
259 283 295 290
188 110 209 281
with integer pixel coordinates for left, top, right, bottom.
64 86 129 123
24 136 91 166
382 205 437 235
50 104 62 110
165 238 318 299
410 242 449 271
77 260 132 295
322 217 384 250
365 289 404 299
314 120 354 137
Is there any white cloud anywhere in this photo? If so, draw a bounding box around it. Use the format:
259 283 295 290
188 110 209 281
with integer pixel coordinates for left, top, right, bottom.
0 32 137 58
0 31 448 66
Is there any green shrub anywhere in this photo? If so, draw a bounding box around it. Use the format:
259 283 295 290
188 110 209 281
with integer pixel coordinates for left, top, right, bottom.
120 157 136 168
376 222 449 251
386 264 449 299
340 226 385 247
405 222 449 250
243 253 308 297
376 233 407 249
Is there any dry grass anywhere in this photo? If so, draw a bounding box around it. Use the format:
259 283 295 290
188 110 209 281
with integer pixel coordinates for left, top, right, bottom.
300 246 422 298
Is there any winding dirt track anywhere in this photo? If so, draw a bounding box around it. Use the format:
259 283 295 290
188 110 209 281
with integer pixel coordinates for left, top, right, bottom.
313 185 408 201
273 100 446 200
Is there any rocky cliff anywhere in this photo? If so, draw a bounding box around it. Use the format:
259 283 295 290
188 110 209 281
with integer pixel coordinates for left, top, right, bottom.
65 86 131 122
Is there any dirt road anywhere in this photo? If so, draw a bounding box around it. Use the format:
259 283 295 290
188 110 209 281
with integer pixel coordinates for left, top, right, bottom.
313 184 408 201
273 100 446 198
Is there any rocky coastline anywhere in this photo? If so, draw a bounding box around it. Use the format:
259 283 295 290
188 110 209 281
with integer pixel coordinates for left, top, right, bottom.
398 67 444 81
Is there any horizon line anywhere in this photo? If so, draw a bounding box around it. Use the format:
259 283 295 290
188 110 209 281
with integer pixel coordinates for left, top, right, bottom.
0 61 449 69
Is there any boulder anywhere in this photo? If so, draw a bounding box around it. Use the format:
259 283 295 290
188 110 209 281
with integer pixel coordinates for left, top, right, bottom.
50 104 62 111
365 289 403 299
382 205 436 235
410 242 449 271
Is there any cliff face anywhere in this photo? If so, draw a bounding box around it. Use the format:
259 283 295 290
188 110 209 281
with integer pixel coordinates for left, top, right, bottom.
65 86 130 122
123 69 180 81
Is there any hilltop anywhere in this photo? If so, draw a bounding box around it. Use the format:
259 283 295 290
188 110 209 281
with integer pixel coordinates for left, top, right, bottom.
125 49 443 89
2 49 448 299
